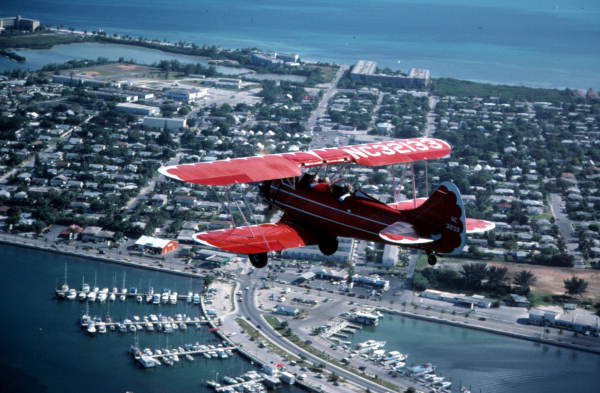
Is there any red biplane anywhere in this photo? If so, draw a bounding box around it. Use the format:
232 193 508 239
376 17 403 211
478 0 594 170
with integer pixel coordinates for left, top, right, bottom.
158 137 494 268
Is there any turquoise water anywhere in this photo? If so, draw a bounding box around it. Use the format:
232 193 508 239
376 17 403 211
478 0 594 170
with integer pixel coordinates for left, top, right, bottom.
2 0 599 88
0 42 250 75
0 244 301 393
350 314 600 393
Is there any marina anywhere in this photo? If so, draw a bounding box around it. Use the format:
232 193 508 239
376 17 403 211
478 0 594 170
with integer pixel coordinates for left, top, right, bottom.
80 312 208 335
131 342 237 368
56 282 201 305
207 370 268 393
0 245 302 393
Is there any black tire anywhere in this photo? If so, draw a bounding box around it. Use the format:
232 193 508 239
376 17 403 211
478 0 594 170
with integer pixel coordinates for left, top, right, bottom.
319 237 338 256
249 253 268 268
427 253 437 266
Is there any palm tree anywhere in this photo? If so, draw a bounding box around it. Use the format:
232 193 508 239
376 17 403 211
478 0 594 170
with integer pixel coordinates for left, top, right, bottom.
513 270 536 294
564 276 588 297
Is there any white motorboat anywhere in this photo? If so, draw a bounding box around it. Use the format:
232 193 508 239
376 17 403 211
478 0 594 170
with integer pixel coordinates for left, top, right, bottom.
169 292 178 304
66 288 77 300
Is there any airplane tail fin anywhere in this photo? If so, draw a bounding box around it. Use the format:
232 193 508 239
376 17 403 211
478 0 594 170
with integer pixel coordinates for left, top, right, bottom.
398 181 466 255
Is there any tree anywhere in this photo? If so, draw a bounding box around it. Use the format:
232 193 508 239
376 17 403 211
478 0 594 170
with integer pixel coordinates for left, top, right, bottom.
460 263 488 290
513 270 537 294
564 276 588 297
486 266 508 289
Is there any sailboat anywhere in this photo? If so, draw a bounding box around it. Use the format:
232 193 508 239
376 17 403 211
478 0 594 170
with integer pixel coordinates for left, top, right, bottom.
56 263 69 299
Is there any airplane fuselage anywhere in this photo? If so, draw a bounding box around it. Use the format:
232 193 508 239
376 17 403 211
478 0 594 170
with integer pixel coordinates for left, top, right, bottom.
264 179 406 245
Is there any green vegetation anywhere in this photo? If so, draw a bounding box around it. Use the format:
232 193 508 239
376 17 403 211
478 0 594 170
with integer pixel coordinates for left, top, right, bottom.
431 78 575 102
564 276 588 297
0 32 89 50
513 270 537 295
0 49 25 62
414 262 513 298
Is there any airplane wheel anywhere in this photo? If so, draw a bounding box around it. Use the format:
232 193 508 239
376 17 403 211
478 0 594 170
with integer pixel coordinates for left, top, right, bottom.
249 253 268 268
319 237 338 256
427 253 437 266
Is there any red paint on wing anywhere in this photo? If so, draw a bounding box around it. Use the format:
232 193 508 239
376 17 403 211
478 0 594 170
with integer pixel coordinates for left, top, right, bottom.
159 137 451 186
466 218 496 234
195 222 316 254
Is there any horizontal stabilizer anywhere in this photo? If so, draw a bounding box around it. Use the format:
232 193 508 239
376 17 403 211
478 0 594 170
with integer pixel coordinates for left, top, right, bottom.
465 218 496 234
195 221 316 254
379 221 434 245
387 198 495 234
159 137 451 186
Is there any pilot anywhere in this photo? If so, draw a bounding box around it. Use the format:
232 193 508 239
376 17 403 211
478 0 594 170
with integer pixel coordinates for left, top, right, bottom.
310 176 331 192
298 173 317 190
332 183 353 202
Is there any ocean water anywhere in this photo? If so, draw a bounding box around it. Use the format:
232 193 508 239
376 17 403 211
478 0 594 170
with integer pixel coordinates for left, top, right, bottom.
0 244 302 393
350 314 600 393
2 0 599 89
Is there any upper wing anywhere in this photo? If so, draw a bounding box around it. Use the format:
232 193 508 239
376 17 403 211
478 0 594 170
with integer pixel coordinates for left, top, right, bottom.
159 137 451 185
387 198 495 234
194 221 317 254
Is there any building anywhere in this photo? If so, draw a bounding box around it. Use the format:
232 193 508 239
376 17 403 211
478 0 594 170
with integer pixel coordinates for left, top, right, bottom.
350 60 431 88
203 78 242 90
164 88 207 102
349 311 380 326
80 226 114 242
529 308 599 334
0 16 40 32
115 102 160 116
421 289 493 308
507 294 531 307
142 116 187 130
381 244 398 266
352 275 390 291
52 75 109 88
274 304 299 316
134 235 179 255
251 52 284 67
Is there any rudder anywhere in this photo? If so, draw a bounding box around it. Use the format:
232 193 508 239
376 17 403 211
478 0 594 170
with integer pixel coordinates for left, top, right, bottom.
401 181 466 255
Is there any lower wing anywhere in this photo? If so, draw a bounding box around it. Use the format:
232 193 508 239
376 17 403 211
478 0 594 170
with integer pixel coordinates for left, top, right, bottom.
387 199 495 234
194 221 317 254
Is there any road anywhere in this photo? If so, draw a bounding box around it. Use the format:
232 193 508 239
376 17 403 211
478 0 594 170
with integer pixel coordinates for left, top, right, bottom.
306 65 349 133
238 278 393 393
124 153 182 211
549 193 584 268
424 95 439 137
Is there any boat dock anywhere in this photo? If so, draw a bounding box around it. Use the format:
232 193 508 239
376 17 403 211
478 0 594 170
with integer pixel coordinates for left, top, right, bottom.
213 376 265 392
131 343 237 367
81 313 209 334
56 284 201 305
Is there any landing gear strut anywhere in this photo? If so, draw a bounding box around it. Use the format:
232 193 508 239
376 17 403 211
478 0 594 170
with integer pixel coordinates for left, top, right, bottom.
249 252 268 268
318 237 338 256
427 251 438 266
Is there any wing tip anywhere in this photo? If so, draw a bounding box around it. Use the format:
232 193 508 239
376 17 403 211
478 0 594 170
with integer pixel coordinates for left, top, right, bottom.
158 165 183 181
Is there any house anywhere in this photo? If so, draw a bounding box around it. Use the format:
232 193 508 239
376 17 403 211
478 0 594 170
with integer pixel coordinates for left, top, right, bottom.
507 294 531 308
134 235 179 255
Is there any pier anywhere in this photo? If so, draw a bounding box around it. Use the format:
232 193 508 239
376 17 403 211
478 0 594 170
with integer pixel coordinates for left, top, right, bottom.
81 313 209 334
131 343 238 368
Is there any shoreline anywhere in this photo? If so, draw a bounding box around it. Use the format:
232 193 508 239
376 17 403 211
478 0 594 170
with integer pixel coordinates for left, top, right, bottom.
379 308 600 356
0 30 591 92
2 233 598 358
0 233 203 280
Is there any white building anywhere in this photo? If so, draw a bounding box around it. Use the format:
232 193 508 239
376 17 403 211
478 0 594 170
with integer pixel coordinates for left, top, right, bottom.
143 116 187 130
115 103 160 116
164 88 207 102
